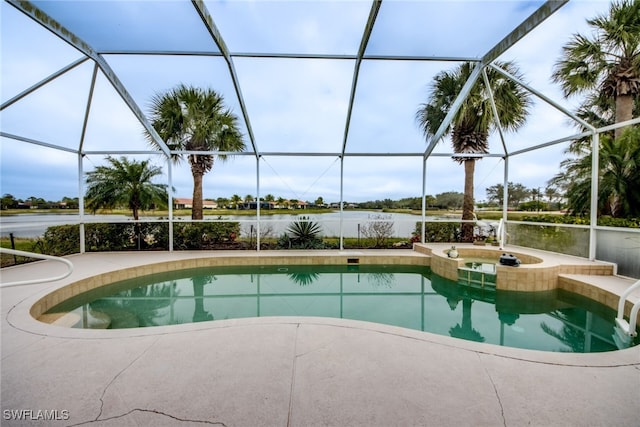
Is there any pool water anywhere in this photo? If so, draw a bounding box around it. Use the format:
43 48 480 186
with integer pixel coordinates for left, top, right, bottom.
42 265 638 353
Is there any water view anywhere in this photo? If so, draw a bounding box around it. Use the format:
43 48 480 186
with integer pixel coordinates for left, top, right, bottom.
1 211 434 238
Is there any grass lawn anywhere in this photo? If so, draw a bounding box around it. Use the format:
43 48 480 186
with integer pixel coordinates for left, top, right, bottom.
1 236 38 267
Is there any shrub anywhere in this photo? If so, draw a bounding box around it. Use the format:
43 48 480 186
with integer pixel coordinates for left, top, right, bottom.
360 214 394 247
85 223 135 251
33 220 239 254
278 216 325 249
413 222 461 243
33 225 80 256
519 214 639 228
173 221 241 250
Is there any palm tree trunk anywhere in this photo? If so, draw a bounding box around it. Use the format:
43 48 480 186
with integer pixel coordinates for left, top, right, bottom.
461 159 476 242
192 171 204 220
615 94 633 140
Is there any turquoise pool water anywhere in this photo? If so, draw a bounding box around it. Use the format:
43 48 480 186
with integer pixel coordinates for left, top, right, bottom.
43 265 638 353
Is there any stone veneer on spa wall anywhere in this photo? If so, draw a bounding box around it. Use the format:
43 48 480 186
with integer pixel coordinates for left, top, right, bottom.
413 244 615 292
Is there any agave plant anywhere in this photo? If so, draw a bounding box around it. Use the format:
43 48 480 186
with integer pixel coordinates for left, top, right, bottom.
285 216 324 249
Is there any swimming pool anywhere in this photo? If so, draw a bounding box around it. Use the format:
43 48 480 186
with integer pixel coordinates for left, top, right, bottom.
40 264 638 353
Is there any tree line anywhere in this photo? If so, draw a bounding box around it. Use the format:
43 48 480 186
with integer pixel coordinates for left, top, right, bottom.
1 183 554 213
0 195 79 210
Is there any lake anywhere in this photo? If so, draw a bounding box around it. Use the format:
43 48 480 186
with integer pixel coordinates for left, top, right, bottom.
0 211 448 239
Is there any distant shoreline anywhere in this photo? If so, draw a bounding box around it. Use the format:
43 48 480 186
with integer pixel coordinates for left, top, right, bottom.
0 208 566 221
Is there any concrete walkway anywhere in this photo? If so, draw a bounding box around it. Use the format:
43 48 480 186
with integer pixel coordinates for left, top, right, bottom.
2 251 639 426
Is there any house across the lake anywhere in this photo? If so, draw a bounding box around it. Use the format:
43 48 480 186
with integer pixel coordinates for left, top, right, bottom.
174 198 217 209
239 201 276 210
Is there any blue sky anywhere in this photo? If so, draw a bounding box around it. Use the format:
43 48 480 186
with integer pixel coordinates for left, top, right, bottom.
0 0 612 204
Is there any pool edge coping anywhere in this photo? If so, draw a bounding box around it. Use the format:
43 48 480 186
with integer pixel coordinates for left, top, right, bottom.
3 249 639 367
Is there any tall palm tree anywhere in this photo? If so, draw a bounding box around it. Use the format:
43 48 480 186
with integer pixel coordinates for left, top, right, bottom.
552 0 640 140
416 62 531 241
147 84 245 220
85 156 168 220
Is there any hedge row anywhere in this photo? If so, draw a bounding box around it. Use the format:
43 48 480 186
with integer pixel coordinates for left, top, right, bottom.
520 215 640 228
33 222 241 256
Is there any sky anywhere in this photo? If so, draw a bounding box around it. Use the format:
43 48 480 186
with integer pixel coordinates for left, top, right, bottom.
0 0 614 204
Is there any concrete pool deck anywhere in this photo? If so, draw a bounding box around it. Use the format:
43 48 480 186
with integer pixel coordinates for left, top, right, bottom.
1 249 639 426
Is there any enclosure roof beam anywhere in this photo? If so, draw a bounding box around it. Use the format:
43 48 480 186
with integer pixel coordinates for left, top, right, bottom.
99 50 480 63
481 0 568 65
422 62 483 158
78 64 99 153
341 0 382 156
483 68 509 157
1 132 78 154
191 0 259 159
168 150 505 158
423 0 567 159
5 0 172 157
488 62 595 132
508 131 593 157
0 57 89 111
507 116 640 157
596 116 640 133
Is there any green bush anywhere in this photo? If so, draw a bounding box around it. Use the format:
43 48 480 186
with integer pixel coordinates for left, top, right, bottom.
520 215 639 228
518 201 548 211
598 216 640 228
413 222 461 243
33 221 238 254
85 223 169 251
520 215 590 225
173 221 240 250
33 225 80 256
85 223 135 251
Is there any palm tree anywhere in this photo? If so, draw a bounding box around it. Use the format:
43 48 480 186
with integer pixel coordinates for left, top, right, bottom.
147 84 245 220
216 197 230 208
549 126 640 217
85 156 168 220
230 194 242 209
544 185 561 209
417 62 531 241
552 0 640 140
530 187 542 212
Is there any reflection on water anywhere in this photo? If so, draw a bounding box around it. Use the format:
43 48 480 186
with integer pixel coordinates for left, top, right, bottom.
43 265 639 353
192 275 216 322
89 281 175 328
287 271 321 286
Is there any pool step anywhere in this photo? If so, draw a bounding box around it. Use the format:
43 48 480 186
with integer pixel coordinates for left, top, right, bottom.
85 310 111 329
38 312 81 327
100 307 140 329
457 266 497 289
